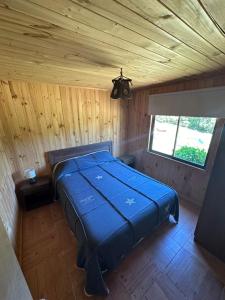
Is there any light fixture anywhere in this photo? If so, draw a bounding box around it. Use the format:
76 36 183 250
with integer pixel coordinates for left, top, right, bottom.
111 68 132 100
24 168 37 184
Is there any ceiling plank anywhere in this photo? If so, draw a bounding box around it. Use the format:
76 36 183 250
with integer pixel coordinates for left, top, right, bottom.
0 54 189 88
28 0 224 70
0 57 113 88
1 1 174 63
0 1 220 72
117 0 225 64
0 19 195 75
0 21 202 84
0 0 224 88
200 0 225 33
71 0 221 69
1 0 221 73
158 0 225 53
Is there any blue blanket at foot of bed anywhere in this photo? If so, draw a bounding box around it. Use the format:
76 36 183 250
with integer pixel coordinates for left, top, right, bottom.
53 151 179 296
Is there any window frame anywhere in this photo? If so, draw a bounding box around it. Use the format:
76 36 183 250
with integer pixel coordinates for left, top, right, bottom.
148 115 216 169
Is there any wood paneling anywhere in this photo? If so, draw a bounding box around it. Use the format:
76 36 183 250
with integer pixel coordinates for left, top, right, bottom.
127 73 225 206
0 80 128 177
0 79 127 248
0 1 225 88
0 99 20 248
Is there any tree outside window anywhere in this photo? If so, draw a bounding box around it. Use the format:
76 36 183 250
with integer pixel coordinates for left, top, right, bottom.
149 115 216 167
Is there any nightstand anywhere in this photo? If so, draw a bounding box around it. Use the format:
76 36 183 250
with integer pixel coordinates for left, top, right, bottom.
118 154 135 168
16 175 53 211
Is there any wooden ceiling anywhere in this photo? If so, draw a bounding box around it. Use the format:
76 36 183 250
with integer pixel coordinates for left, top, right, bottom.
0 0 225 89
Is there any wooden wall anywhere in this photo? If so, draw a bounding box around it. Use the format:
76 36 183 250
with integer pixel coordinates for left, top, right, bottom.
0 80 128 175
127 74 225 206
0 80 128 246
0 113 19 249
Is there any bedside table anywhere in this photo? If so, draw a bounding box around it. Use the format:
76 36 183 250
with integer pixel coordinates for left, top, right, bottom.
118 154 135 168
16 176 53 211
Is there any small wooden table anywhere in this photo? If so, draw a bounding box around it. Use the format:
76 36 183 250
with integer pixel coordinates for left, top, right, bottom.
16 176 53 211
118 154 135 168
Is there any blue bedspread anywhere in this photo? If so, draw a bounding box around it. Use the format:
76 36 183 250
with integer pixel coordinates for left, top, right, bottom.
53 151 179 295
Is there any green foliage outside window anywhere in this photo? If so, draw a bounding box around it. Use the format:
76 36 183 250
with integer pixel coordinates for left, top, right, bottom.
179 117 216 133
174 146 207 166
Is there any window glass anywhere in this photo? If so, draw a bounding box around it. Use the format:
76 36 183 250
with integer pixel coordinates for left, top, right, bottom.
174 117 216 166
151 116 179 155
149 115 216 167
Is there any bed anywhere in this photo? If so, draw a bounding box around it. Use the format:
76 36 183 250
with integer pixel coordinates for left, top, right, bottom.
47 141 179 296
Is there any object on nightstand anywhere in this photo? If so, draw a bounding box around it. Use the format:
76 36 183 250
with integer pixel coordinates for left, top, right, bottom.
118 154 135 168
16 175 53 211
24 168 37 184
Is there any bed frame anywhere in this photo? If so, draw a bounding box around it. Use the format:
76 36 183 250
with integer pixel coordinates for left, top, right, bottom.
46 141 113 169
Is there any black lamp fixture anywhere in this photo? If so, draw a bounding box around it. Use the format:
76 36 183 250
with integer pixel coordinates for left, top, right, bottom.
111 68 132 100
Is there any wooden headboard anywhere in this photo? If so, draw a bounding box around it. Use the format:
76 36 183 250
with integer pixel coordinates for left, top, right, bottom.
46 141 113 169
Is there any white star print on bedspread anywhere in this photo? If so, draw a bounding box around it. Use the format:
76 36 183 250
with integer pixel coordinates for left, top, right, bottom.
125 198 136 206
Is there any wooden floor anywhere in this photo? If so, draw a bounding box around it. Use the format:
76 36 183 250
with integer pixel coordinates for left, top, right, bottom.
21 201 225 300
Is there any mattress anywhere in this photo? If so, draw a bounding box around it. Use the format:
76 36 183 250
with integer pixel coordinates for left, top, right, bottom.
53 150 179 295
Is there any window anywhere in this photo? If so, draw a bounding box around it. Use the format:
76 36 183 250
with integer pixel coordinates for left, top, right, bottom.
149 115 217 168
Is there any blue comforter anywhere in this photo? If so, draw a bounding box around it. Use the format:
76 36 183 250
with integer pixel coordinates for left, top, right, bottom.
53 151 179 295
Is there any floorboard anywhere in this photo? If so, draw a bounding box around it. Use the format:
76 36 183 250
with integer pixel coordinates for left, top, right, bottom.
21 201 225 300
